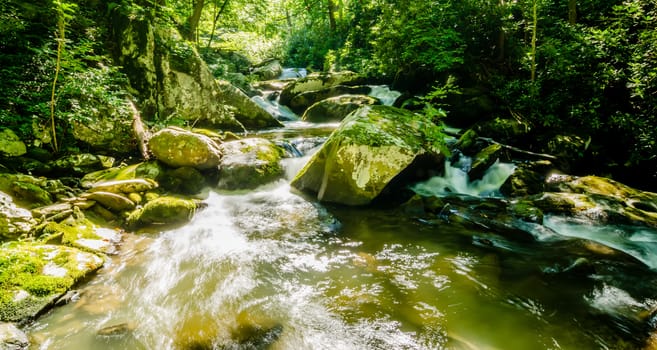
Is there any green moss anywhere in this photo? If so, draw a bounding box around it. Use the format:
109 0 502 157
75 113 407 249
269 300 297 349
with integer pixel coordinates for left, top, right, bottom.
126 197 197 229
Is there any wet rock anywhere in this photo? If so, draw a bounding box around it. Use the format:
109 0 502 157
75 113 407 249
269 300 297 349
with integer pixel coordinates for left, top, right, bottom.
41 217 122 255
97 322 136 337
0 192 36 240
82 192 136 212
126 196 199 228
251 59 283 81
508 199 544 224
0 322 29 350
81 161 166 188
48 154 115 176
291 105 445 205
217 138 284 190
0 174 72 208
0 243 103 323
279 71 366 107
30 203 72 219
160 167 207 194
500 160 554 197
453 129 482 156
148 127 222 169
88 179 158 194
468 144 505 181
0 129 26 157
288 85 371 114
302 94 379 123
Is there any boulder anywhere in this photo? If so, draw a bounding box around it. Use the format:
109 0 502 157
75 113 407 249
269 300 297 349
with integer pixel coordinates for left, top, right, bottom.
40 217 122 255
82 192 136 212
251 59 283 81
216 80 283 129
0 192 36 240
302 95 379 123
0 243 103 323
81 161 166 188
88 179 158 194
160 167 207 194
148 127 222 169
291 105 446 205
0 129 26 157
0 174 73 208
126 196 199 228
217 138 285 190
500 160 554 197
468 144 506 181
288 85 371 114
0 322 29 350
279 71 367 107
69 96 142 155
47 154 115 176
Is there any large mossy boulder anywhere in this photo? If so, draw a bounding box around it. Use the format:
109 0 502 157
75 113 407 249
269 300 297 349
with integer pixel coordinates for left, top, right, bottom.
0 243 103 323
217 138 284 190
288 85 371 114
0 129 26 158
110 5 280 130
0 192 36 240
279 71 366 107
126 196 199 228
148 127 222 170
291 105 446 205
302 95 379 123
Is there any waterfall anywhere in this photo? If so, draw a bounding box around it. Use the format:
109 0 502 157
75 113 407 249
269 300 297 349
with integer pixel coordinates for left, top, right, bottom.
251 91 299 121
279 68 307 79
412 159 515 197
368 85 402 106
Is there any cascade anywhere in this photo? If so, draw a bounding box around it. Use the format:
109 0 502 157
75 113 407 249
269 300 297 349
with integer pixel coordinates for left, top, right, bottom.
368 85 402 106
412 158 516 197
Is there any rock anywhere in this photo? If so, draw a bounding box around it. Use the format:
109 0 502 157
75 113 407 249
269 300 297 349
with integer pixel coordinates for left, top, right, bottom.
0 129 26 157
467 143 508 181
0 322 29 350
474 118 532 145
97 322 136 337
148 127 222 169
48 154 115 176
69 96 141 154
41 218 122 255
0 174 73 208
302 95 380 123
0 192 35 240
542 133 589 172
160 167 207 195
82 192 136 212
288 85 371 114
126 196 199 228
30 203 72 219
279 71 366 107
291 105 445 205
7 182 53 208
81 161 166 188
0 243 103 323
251 59 283 81
217 138 285 190
529 175 657 227
453 128 482 156
88 179 158 194
216 80 283 129
500 160 554 197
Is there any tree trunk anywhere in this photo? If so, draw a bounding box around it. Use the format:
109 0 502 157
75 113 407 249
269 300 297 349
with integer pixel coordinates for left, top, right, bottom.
186 0 205 43
568 0 577 25
327 0 337 32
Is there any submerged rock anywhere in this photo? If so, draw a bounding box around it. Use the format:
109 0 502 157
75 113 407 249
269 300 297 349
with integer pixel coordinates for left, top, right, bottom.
291 105 445 205
302 94 380 123
126 196 199 228
0 243 103 323
148 127 222 170
0 322 29 350
217 138 284 190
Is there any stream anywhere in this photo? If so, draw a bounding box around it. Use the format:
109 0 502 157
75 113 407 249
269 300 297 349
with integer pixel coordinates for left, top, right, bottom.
25 76 657 350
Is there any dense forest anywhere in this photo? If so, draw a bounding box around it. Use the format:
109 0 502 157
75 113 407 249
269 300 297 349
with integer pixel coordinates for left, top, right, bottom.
1 0 655 188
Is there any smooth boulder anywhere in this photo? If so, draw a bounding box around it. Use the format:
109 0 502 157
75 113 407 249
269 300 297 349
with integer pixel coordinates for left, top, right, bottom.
291 105 445 205
302 95 379 123
126 196 199 228
217 138 284 190
148 127 222 169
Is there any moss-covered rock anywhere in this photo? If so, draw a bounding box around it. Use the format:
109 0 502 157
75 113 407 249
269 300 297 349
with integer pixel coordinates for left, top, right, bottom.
126 196 199 229
160 166 207 195
81 161 166 188
0 192 36 241
499 161 554 197
82 192 136 212
0 129 26 157
47 154 115 176
217 138 285 190
40 216 121 255
279 71 366 107
216 80 283 129
288 85 371 114
468 144 505 181
250 59 283 81
88 179 158 194
148 127 222 169
0 174 72 209
302 95 380 123
0 243 103 323
291 105 446 205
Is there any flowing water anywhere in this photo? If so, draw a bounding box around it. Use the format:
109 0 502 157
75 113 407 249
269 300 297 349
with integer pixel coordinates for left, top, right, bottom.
26 85 657 349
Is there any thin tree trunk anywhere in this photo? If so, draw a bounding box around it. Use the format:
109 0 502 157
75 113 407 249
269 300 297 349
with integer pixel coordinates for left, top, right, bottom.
186 0 205 43
568 0 577 25
327 0 337 32
206 0 230 50
530 0 537 82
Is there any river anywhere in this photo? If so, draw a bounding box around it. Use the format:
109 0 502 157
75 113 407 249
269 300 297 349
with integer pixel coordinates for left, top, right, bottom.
25 80 657 350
